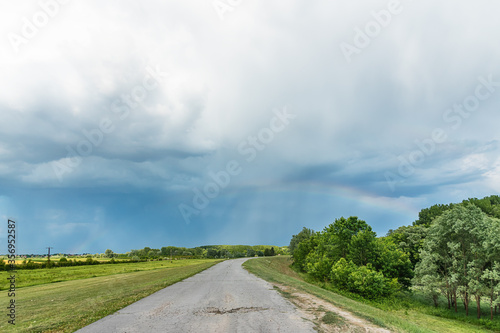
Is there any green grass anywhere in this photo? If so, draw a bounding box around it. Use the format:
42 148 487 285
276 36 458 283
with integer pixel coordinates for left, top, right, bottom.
243 256 496 333
0 259 214 290
322 311 344 325
0 259 223 332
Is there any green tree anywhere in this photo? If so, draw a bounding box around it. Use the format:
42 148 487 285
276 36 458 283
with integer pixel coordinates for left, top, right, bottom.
375 238 413 288
483 217 500 319
206 248 218 258
104 249 114 258
289 227 314 255
347 229 377 266
463 195 500 219
415 204 491 317
386 224 428 268
325 216 372 260
413 203 453 226
292 233 317 270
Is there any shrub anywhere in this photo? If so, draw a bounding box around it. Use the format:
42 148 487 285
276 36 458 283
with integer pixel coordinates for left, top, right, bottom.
305 252 333 281
330 258 356 289
330 259 399 299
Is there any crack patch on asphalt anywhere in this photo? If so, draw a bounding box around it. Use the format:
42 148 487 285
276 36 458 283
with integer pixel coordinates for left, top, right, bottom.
199 307 269 315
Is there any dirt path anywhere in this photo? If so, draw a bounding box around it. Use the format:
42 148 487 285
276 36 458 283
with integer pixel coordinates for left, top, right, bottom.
76 258 316 332
273 283 392 333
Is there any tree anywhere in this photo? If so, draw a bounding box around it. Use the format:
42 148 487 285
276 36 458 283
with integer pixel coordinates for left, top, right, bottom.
347 229 377 266
483 217 500 319
104 249 114 258
161 246 176 257
386 224 428 268
413 203 453 226
463 195 500 219
292 232 317 270
414 204 492 318
325 216 372 261
289 227 314 255
206 248 218 258
246 248 256 257
375 238 413 288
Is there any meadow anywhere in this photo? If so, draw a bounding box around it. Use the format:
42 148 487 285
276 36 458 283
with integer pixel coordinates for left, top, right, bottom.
0 259 223 332
0 258 211 289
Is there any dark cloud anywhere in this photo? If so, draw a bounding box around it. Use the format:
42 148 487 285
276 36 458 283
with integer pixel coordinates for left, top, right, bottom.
0 0 499 253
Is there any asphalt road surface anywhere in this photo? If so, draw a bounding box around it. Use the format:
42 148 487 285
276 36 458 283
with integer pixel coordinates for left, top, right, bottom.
76 258 316 333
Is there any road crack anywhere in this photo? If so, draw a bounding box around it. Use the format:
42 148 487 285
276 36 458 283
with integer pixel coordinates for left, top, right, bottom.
199 307 269 315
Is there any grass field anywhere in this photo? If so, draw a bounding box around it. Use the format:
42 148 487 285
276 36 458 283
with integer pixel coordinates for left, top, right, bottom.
0 259 223 332
0 259 211 290
1 257 131 265
243 256 497 333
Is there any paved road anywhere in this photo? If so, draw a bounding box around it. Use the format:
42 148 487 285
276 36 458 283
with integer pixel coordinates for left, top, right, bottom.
76 258 316 333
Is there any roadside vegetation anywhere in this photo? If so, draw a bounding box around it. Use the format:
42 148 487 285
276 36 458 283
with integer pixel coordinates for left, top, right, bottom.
244 256 496 332
0 259 223 333
283 195 500 332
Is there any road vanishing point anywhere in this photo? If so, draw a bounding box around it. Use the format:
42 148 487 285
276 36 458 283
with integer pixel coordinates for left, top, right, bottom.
76 258 316 333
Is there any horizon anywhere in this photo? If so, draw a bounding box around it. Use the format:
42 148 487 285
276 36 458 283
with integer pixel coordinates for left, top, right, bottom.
1 1 499 254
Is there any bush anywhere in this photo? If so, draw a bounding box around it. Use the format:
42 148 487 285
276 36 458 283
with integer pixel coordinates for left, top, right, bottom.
330 259 399 299
330 258 356 289
305 252 333 281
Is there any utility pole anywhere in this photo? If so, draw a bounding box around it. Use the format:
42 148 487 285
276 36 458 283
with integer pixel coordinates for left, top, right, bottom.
46 247 54 264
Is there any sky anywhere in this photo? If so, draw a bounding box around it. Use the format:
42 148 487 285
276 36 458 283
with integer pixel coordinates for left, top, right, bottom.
0 0 499 254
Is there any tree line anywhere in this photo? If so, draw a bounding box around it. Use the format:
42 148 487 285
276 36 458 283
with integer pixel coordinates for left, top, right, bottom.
0 244 285 270
124 245 285 259
290 195 500 320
